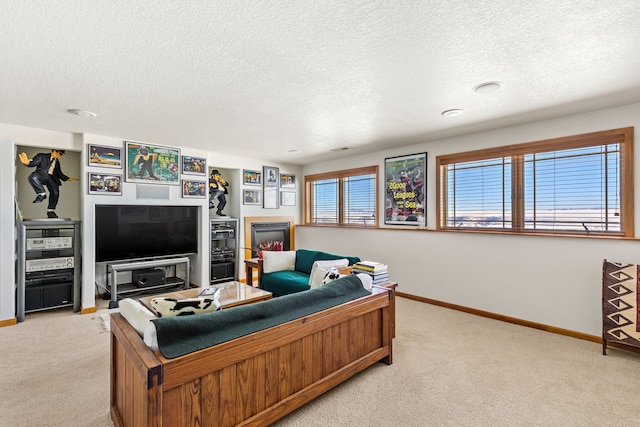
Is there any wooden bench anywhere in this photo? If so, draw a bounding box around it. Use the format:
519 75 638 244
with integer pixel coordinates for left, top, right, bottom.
110 286 394 426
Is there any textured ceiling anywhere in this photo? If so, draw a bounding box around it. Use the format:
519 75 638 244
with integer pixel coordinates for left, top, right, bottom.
2 1 640 165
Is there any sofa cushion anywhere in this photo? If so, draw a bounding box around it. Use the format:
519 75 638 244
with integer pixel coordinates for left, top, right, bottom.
262 250 296 274
152 274 370 359
261 270 311 296
151 297 221 317
294 249 360 275
309 259 349 288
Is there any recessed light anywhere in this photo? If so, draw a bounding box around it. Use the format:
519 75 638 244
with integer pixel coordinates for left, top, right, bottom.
288 149 302 154
441 109 463 117
67 109 97 117
329 147 349 152
473 81 502 94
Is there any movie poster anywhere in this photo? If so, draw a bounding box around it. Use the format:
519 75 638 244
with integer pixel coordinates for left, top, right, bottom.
125 141 180 185
385 153 426 226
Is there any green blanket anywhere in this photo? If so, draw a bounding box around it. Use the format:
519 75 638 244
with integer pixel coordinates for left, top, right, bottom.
152 275 370 359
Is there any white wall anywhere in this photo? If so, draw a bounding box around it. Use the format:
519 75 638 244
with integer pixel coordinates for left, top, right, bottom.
297 102 640 337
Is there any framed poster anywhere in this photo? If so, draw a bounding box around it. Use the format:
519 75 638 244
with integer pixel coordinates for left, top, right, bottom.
88 144 121 168
88 172 122 195
263 166 279 209
125 141 180 185
182 156 206 176
182 179 207 198
280 191 296 206
243 169 262 186
243 189 261 205
280 173 296 189
385 152 426 226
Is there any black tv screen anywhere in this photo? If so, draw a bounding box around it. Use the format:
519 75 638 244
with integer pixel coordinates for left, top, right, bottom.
95 205 199 262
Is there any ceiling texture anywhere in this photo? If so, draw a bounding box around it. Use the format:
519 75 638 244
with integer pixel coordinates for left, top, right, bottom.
2 1 640 165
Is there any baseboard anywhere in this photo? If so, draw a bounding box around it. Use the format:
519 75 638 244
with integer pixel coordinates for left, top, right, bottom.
0 317 17 327
395 291 640 353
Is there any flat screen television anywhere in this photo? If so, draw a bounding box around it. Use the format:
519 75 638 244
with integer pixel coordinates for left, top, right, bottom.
95 205 199 263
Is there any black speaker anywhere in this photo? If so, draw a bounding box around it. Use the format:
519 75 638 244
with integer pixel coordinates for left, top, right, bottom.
133 268 166 288
25 282 73 311
211 262 234 281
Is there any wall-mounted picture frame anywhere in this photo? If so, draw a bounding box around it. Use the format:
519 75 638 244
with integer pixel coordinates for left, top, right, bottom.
88 144 122 168
243 169 262 186
182 156 206 176
182 179 207 198
125 141 180 185
263 166 279 209
280 173 296 189
243 189 262 205
88 172 122 195
280 191 296 206
385 152 426 226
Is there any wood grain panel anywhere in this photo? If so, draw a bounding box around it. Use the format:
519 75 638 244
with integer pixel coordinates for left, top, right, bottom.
162 387 185 426
290 338 304 394
220 365 237 427
278 344 292 399
253 352 267 414
353 315 366 360
311 332 323 383
265 348 280 408
340 321 350 365
236 358 254 421
301 334 315 388
202 371 220 427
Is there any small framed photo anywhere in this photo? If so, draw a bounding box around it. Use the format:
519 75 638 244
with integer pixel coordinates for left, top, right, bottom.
182 156 207 176
280 191 296 206
182 179 207 198
280 173 296 189
88 172 122 195
243 189 262 205
263 166 279 209
88 144 122 168
263 166 279 186
243 169 262 186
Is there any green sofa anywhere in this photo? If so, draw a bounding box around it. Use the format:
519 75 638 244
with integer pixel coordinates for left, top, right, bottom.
260 248 360 296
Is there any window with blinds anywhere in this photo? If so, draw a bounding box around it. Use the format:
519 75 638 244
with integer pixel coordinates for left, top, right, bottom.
305 166 378 227
436 128 634 237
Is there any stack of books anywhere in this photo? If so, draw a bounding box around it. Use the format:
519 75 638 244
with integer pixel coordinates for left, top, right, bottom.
352 261 389 284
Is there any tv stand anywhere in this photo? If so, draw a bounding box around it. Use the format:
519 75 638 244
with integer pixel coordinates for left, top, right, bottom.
106 257 190 309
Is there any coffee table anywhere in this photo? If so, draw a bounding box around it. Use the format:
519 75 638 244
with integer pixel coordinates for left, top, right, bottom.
139 281 272 315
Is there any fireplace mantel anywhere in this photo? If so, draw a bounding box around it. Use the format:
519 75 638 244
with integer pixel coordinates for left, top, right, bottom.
244 216 295 259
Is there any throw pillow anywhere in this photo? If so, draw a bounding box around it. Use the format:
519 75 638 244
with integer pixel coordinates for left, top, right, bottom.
353 272 373 291
321 267 343 285
151 297 221 317
262 250 296 274
309 267 329 288
308 258 349 287
118 298 156 336
143 322 159 351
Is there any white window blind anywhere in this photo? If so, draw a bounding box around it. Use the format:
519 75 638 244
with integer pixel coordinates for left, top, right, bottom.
306 167 377 227
446 157 512 229
438 128 632 237
523 144 621 232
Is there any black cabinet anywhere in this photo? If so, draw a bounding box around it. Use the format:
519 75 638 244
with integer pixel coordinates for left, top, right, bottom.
17 220 81 321
210 218 238 284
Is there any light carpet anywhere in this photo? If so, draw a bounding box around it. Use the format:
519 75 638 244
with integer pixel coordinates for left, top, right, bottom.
0 297 638 426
